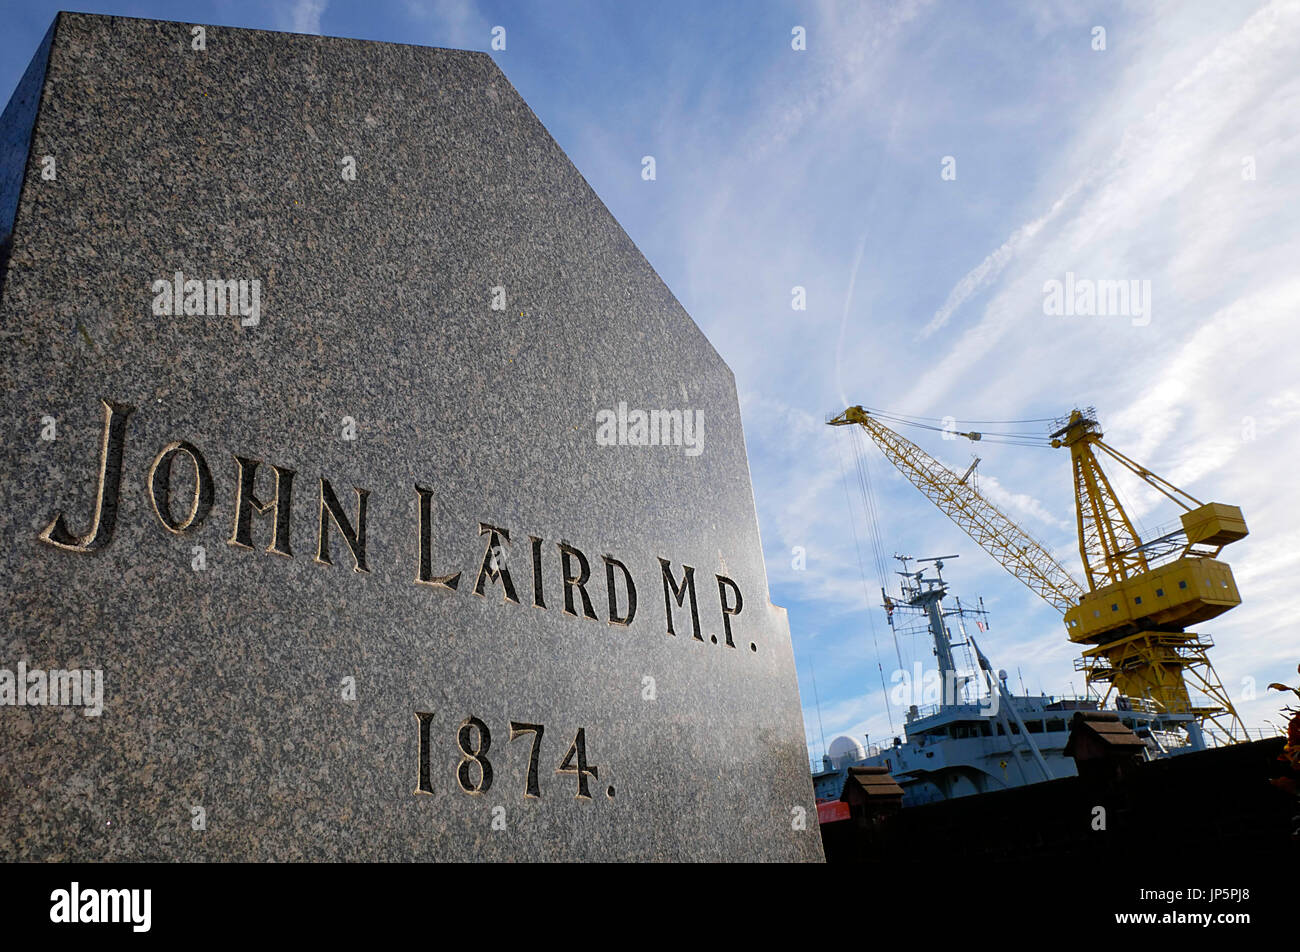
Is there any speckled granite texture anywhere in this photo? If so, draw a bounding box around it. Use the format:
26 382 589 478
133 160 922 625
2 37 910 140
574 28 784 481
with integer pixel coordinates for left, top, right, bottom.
0 13 822 862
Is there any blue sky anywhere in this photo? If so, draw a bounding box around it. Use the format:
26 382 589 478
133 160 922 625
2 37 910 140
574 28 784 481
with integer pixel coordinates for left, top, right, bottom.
4 0 1298 765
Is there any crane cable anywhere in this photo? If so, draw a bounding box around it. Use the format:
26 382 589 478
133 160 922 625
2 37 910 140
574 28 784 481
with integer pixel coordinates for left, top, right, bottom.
856 405 1058 426
850 426 922 680
867 402 1158 545
857 406 1056 447
849 424 912 696
833 428 897 737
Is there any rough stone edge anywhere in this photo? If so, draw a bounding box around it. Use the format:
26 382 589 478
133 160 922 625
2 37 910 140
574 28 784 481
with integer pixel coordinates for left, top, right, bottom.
0 14 58 309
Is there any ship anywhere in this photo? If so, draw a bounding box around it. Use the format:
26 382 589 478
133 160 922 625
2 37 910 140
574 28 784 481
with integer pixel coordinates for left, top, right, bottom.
812 554 1198 809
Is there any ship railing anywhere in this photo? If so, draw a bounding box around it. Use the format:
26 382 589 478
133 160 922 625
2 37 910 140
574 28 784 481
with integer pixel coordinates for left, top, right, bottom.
812 725 1281 775
1139 724 1282 747
1216 725 1286 743
907 702 942 721
811 741 903 774
905 700 994 722
918 693 1107 714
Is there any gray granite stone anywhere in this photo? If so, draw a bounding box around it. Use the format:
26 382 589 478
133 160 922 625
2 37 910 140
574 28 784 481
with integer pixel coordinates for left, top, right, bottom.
0 12 821 862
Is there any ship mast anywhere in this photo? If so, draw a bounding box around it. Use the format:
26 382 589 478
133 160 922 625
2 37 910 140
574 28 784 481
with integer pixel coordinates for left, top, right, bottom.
893 554 970 708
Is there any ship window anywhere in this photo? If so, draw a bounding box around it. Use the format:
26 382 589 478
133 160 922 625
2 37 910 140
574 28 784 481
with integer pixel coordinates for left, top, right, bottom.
1111 603 1119 612
1134 596 1142 605
1093 610 1100 618
1027 721 1043 733
1155 588 1164 597
1047 719 1065 732
1179 580 1188 589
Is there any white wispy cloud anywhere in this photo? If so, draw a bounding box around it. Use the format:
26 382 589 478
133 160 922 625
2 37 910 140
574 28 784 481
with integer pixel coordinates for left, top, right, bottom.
918 180 1089 339
403 0 491 49
667 0 1300 752
873 1 1300 739
287 0 326 35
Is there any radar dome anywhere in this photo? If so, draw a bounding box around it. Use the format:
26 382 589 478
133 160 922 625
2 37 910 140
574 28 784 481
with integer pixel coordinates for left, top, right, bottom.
827 735 867 767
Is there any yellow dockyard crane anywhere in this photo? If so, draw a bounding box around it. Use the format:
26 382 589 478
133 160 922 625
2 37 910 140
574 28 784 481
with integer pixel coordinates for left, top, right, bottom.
829 405 1249 747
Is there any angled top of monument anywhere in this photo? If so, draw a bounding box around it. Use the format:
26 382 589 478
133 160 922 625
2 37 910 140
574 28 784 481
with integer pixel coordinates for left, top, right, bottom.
0 13 821 862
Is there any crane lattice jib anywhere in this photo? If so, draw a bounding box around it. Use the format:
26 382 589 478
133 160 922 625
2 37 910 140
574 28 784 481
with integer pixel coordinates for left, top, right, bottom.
830 407 1084 614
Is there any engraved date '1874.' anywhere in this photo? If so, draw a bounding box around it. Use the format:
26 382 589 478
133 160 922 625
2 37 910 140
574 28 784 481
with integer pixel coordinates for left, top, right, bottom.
414 713 612 801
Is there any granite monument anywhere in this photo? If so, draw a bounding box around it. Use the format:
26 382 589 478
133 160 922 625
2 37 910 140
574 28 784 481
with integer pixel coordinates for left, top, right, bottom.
0 13 821 861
